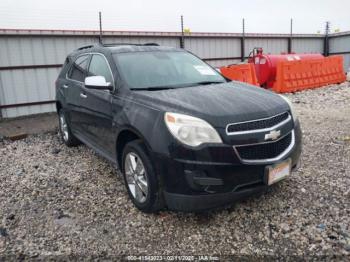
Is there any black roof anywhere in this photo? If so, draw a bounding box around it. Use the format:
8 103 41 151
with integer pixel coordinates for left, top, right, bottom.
72 43 181 56
108 45 180 54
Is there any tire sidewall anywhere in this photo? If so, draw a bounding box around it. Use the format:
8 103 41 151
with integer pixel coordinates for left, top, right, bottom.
59 110 69 143
58 109 78 146
122 141 161 212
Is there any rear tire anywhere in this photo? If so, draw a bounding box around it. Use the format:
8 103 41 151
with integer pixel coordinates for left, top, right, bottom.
58 109 80 147
122 140 164 213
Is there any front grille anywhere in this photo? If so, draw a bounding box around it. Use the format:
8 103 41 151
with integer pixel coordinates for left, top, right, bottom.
235 132 292 160
227 112 290 133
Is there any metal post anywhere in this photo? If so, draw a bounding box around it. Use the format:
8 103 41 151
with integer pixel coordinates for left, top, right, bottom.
241 18 245 62
180 15 185 48
288 18 293 53
324 21 330 56
0 74 3 119
99 11 103 44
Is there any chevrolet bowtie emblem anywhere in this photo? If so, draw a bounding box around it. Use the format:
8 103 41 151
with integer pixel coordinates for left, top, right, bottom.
265 130 281 141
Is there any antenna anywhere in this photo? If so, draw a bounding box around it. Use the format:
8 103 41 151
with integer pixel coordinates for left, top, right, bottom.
325 21 330 35
180 15 185 48
241 18 245 62
324 21 330 56
288 18 293 53
99 11 103 44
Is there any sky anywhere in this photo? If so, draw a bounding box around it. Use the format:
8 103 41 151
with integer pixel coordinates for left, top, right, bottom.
0 0 349 34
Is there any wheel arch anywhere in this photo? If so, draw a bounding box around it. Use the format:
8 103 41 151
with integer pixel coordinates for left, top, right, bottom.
56 100 62 113
115 127 153 170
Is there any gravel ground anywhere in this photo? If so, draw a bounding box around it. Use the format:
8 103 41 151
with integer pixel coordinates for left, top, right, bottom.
0 83 349 259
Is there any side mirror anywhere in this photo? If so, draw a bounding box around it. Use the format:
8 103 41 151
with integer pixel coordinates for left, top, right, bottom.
84 76 113 91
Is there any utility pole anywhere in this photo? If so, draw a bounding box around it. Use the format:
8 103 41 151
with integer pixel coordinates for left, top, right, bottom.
180 15 185 48
241 18 245 62
288 18 293 53
324 21 330 56
99 11 103 44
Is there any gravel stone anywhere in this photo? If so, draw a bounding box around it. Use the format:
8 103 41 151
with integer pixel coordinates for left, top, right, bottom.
6 214 15 221
51 148 61 155
0 83 349 258
0 228 8 237
317 224 326 231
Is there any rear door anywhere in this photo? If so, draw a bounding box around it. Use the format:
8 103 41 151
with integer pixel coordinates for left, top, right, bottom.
56 57 71 107
80 53 115 155
65 54 91 134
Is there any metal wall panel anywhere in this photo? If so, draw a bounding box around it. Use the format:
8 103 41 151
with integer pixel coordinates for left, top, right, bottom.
244 38 288 56
0 36 179 68
342 54 350 71
185 37 241 59
329 35 350 53
0 36 98 66
104 36 180 48
205 59 241 68
0 67 59 118
0 31 349 118
292 38 324 53
1 104 55 118
329 35 350 70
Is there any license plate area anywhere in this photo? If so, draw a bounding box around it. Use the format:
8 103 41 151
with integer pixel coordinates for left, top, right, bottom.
266 159 291 185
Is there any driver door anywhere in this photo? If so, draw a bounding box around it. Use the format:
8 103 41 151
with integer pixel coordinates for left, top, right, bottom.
80 53 115 156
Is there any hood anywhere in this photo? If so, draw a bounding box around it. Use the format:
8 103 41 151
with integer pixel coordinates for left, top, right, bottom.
130 81 290 128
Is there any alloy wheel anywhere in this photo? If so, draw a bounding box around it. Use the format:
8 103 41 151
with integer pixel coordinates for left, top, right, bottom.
59 113 69 141
124 152 149 203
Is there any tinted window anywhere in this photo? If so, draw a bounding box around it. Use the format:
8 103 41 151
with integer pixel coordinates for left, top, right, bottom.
59 57 71 77
68 55 90 82
62 57 70 69
88 55 113 84
113 51 225 89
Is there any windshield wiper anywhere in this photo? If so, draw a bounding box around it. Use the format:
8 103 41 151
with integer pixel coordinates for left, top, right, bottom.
130 81 225 91
130 86 176 91
190 81 226 86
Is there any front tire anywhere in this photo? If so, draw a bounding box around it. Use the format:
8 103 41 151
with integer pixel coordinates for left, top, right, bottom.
122 140 164 213
58 109 80 147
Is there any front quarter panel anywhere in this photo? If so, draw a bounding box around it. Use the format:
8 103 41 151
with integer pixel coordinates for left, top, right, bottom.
113 92 172 157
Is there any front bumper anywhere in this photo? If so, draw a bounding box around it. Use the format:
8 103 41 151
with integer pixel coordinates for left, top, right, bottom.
164 184 268 212
156 158 300 212
152 121 302 212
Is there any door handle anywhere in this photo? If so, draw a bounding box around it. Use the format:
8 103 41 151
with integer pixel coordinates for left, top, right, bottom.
62 84 69 89
80 93 87 99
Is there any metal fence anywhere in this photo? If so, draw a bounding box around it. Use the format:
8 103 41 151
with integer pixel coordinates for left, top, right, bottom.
0 29 349 118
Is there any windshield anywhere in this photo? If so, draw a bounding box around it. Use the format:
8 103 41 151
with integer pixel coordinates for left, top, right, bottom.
113 51 226 90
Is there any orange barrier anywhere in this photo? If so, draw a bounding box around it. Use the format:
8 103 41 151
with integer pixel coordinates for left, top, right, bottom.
220 63 259 86
272 55 346 93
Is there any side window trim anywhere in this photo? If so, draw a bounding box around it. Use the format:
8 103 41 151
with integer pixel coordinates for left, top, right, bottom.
66 54 91 84
87 53 115 92
65 52 115 91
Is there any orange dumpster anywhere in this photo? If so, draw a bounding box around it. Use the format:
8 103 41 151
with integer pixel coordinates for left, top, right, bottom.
220 63 259 86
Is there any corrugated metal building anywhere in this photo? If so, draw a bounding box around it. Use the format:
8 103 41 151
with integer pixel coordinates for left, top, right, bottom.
0 29 349 118
329 32 350 71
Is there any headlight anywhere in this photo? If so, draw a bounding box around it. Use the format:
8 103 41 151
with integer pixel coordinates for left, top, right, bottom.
164 112 222 147
279 95 298 120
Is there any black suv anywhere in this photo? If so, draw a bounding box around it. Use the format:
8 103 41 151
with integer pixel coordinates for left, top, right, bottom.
55 43 302 213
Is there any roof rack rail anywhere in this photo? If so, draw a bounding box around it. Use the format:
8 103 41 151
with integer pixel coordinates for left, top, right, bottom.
76 42 160 51
101 43 138 47
101 43 160 47
143 43 159 46
76 44 96 50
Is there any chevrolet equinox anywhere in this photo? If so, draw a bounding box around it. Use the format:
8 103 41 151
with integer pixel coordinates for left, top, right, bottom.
55 43 302 212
